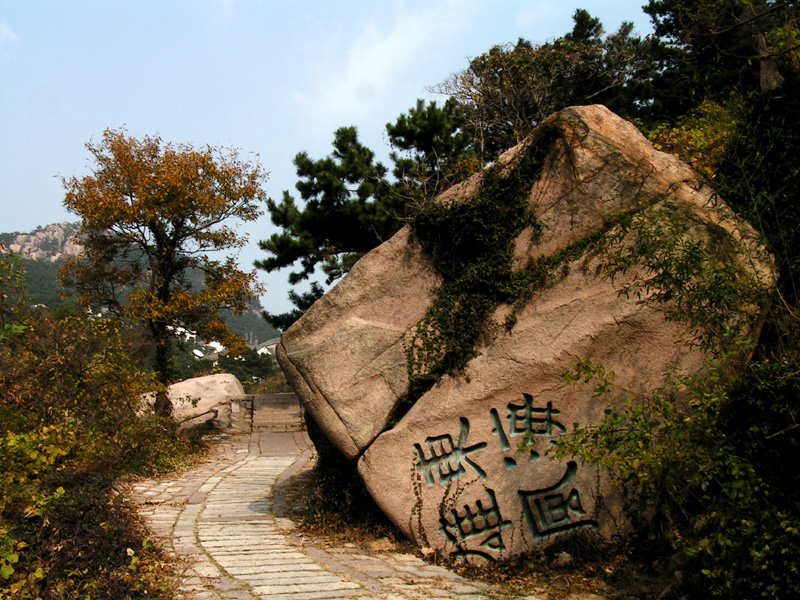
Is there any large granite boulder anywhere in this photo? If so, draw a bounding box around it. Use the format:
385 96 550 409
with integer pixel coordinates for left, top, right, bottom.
278 105 773 562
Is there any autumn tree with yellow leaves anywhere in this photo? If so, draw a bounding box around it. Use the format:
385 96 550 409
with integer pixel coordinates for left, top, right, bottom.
61 129 267 410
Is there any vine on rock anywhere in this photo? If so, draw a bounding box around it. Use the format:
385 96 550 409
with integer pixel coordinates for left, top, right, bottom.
390 123 771 429
391 127 561 424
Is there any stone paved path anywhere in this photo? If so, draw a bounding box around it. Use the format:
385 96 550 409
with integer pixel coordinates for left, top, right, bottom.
129 430 515 600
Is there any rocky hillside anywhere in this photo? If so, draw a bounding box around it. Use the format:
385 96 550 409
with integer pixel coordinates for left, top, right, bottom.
0 223 279 343
0 222 82 262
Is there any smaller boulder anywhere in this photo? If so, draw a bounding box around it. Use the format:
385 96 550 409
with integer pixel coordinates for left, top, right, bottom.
166 373 245 429
552 552 573 569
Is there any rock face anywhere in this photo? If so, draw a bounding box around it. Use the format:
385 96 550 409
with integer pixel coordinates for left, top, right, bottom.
278 105 772 562
1 222 82 262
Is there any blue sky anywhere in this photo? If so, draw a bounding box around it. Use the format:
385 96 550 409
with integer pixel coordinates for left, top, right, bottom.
0 1 653 314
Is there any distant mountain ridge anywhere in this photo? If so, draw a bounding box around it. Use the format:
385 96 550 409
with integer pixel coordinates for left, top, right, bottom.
0 222 279 343
0 222 82 262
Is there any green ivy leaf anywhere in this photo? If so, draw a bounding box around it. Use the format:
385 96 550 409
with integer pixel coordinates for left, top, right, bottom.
0 561 15 579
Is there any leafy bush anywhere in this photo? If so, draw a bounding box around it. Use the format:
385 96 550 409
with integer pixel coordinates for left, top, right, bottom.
552 359 800 599
0 253 201 599
598 199 771 352
647 99 742 180
722 360 800 509
716 75 800 334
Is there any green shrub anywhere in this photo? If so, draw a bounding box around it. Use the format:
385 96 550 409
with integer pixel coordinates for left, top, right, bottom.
715 75 800 352
647 99 742 180
722 360 800 511
0 254 201 598
552 359 800 598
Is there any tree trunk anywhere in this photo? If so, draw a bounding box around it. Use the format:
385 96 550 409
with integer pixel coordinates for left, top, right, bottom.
153 389 172 418
758 33 784 92
150 320 174 418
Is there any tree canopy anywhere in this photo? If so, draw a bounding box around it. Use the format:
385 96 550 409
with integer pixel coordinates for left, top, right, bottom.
256 126 398 288
258 11 658 330
62 129 267 392
643 0 798 116
429 10 655 158
257 100 477 330
386 97 478 201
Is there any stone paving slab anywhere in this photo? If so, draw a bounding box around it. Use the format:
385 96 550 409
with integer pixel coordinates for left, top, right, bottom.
128 431 519 600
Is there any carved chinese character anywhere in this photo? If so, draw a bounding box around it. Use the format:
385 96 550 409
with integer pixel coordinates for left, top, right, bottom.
491 393 566 469
491 393 566 449
518 461 598 540
440 488 511 563
413 417 487 487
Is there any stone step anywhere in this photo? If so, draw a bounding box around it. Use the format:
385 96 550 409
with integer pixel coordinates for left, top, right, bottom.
231 393 305 432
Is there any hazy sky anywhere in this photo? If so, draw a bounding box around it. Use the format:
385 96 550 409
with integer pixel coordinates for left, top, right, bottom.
0 1 653 314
